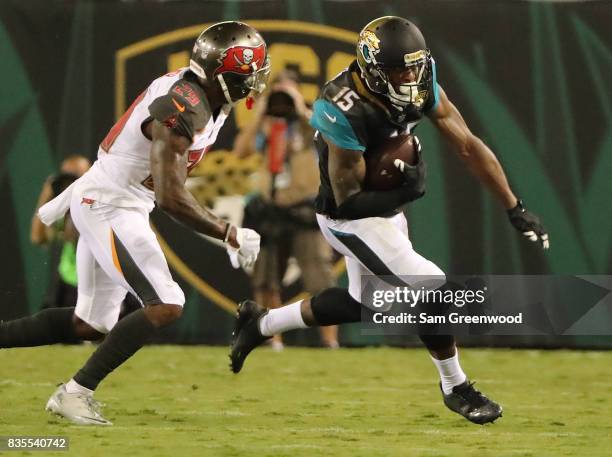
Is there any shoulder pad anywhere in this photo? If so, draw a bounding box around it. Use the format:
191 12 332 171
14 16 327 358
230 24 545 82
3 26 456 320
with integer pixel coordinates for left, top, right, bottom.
423 58 440 113
149 79 211 140
311 74 370 150
310 99 365 152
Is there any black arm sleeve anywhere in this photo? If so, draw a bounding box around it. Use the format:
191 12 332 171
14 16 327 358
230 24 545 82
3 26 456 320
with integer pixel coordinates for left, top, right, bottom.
336 150 426 220
334 185 424 220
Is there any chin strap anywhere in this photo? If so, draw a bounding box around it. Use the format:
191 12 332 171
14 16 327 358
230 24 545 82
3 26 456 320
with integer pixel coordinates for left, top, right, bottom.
216 74 235 106
189 59 207 80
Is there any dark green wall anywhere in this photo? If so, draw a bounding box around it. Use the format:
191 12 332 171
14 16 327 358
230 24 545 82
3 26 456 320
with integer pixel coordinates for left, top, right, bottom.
0 0 610 346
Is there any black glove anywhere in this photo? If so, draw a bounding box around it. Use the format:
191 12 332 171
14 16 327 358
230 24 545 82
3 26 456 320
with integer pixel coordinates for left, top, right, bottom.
393 135 426 196
507 199 550 249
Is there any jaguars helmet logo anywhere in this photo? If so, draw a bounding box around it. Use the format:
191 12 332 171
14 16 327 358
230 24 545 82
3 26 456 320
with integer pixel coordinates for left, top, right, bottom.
362 30 380 49
358 30 380 64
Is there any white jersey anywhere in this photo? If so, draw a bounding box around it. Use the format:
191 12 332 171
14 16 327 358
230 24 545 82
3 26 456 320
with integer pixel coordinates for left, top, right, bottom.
38 68 231 330
82 67 230 212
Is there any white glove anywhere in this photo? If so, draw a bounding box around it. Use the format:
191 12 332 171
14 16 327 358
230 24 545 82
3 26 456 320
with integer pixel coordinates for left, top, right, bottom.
226 227 261 270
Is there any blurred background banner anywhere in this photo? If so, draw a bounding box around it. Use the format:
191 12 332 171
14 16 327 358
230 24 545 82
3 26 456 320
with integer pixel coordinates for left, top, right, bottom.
0 0 610 346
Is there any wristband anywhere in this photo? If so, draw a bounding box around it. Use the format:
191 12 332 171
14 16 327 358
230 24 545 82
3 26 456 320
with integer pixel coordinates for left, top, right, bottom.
507 199 524 215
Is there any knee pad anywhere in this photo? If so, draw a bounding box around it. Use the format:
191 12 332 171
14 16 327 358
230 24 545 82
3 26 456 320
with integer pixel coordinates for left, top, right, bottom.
310 287 365 326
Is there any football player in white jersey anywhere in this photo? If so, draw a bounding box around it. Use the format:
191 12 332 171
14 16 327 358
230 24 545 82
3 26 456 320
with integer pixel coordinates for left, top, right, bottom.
0 21 270 425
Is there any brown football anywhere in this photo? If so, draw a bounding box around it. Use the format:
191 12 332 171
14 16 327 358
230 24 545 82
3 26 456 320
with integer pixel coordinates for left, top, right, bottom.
364 134 416 191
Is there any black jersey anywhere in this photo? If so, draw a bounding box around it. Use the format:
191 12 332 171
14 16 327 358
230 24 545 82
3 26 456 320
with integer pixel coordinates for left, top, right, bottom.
309 60 439 217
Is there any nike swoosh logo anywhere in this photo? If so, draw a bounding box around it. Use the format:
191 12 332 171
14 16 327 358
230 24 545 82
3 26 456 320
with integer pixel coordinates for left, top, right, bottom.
172 98 186 112
323 112 337 123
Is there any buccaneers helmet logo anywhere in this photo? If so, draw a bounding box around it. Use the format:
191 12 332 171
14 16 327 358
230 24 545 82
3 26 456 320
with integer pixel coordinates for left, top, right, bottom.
214 44 266 76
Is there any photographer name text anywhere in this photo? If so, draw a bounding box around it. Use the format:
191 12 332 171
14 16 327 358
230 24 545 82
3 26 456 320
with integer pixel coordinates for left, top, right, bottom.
372 312 524 325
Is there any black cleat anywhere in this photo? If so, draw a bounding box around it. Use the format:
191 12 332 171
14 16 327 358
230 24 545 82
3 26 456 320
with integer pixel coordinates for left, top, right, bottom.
442 380 503 425
229 300 270 373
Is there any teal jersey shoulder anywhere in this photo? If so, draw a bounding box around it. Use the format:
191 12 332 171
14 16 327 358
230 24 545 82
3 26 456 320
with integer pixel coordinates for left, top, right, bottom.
309 61 439 151
309 64 373 150
310 99 365 152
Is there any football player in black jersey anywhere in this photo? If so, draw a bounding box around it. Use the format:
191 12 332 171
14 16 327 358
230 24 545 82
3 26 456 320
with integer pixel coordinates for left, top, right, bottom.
231 16 549 425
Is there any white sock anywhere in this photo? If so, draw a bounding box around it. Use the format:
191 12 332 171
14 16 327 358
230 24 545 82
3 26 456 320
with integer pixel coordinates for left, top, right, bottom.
258 301 308 337
65 378 94 396
431 352 467 395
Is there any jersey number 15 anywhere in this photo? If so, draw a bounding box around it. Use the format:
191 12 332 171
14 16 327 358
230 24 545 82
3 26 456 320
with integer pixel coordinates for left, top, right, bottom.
332 87 360 111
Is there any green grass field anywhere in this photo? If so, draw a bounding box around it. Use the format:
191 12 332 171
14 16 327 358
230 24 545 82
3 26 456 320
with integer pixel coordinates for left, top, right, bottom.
0 346 610 457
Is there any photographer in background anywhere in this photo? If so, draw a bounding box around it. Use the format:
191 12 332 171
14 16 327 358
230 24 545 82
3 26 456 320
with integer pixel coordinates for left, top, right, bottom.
234 70 339 350
32 155 141 318
31 155 91 309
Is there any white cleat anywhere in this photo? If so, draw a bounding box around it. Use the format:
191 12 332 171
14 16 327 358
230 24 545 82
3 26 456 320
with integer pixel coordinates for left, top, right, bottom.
45 384 112 426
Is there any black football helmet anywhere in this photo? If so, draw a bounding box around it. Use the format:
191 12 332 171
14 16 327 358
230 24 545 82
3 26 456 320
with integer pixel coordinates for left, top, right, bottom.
356 16 433 113
190 21 271 104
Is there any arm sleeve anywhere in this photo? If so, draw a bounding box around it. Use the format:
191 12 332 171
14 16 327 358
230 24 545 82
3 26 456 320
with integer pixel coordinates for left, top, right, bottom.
334 185 424 220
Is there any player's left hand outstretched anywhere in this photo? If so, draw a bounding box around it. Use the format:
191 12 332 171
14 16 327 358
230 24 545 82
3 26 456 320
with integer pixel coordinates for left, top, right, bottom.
226 227 261 269
507 200 550 249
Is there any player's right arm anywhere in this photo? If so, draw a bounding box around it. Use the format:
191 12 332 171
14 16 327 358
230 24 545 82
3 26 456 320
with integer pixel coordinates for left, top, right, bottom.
149 119 260 269
148 120 240 248
325 138 424 219
145 79 243 247
312 86 424 220
327 141 366 205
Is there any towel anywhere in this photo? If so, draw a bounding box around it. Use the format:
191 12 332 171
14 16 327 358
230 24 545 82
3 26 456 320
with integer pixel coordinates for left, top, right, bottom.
38 180 76 226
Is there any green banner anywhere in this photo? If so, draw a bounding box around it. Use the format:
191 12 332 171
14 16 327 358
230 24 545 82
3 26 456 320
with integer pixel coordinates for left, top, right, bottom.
0 0 610 347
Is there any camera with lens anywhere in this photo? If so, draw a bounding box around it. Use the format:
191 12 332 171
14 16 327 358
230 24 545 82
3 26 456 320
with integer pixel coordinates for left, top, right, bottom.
265 90 298 121
50 172 78 198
